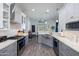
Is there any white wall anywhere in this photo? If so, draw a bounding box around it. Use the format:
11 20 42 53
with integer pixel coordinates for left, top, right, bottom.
14 5 22 24
27 17 31 32
58 3 79 32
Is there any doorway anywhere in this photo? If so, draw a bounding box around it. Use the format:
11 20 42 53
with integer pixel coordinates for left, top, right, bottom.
32 25 35 32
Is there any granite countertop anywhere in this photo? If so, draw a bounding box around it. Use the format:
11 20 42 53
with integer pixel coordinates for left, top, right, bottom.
0 40 17 50
17 32 28 36
51 33 79 53
7 35 28 41
8 36 24 40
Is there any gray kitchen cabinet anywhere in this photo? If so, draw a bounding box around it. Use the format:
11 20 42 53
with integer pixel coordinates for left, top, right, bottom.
38 34 53 47
38 35 42 43
0 41 17 56
59 41 79 56
25 36 28 46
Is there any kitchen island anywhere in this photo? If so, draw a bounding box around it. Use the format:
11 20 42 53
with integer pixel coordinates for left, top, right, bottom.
38 32 53 48
38 34 53 48
38 32 79 56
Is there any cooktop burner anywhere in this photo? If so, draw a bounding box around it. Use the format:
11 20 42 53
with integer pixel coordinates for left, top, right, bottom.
0 36 7 42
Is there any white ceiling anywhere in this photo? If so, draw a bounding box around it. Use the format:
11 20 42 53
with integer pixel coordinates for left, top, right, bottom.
16 3 64 21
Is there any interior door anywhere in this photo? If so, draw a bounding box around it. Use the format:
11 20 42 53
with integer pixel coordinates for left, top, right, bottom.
32 25 35 32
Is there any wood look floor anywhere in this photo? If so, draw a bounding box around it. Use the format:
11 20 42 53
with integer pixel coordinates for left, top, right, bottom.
22 36 56 56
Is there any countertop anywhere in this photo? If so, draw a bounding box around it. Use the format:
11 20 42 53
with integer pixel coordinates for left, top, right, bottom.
38 32 50 34
8 36 25 41
7 35 28 41
17 32 28 36
51 33 79 53
0 40 17 50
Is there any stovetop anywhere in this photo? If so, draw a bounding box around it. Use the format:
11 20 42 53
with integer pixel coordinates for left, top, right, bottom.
0 36 7 42
0 36 24 42
7 36 23 40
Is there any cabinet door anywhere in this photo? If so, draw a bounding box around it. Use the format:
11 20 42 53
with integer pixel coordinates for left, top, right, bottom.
0 41 17 56
59 41 79 56
6 41 17 56
0 3 3 28
25 36 28 46
38 35 42 43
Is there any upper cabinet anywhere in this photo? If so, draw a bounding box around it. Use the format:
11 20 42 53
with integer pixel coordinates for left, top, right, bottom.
0 3 10 30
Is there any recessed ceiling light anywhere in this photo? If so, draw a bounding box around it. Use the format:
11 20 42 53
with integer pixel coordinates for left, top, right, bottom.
32 8 35 12
46 9 50 13
45 21 47 24
56 20 58 22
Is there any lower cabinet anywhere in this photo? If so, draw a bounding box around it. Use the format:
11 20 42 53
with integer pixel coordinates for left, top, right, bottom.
38 34 53 47
17 36 28 56
59 41 79 56
25 36 28 46
0 41 17 56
